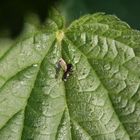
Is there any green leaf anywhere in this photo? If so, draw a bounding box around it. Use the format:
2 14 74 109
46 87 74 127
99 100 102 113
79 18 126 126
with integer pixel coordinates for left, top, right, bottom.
0 11 140 140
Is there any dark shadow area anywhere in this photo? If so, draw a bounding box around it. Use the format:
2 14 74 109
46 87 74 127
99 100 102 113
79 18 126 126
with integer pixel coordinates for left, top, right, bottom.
0 0 140 38
0 0 58 38
61 0 140 30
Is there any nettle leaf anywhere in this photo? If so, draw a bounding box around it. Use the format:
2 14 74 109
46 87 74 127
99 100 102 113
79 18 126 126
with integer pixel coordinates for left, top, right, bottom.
0 11 140 140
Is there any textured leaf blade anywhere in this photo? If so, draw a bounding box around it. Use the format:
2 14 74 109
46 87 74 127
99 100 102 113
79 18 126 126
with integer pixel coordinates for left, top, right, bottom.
0 12 140 140
66 13 140 140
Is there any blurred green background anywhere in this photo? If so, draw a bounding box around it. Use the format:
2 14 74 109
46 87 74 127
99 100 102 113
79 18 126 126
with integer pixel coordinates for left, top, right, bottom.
0 0 140 38
60 0 140 29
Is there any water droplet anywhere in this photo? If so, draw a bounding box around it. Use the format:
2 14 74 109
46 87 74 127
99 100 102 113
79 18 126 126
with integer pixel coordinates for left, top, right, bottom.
20 81 24 85
33 64 38 67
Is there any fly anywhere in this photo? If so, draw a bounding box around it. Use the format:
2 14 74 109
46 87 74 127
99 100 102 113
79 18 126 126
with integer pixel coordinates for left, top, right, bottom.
55 58 73 81
62 63 73 81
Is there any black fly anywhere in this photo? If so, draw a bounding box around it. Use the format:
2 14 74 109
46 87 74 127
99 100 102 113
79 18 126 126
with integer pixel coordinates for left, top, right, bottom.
55 58 73 81
62 64 73 81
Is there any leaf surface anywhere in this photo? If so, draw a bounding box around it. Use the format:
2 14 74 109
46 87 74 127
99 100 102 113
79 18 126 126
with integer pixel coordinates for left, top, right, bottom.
0 11 140 140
